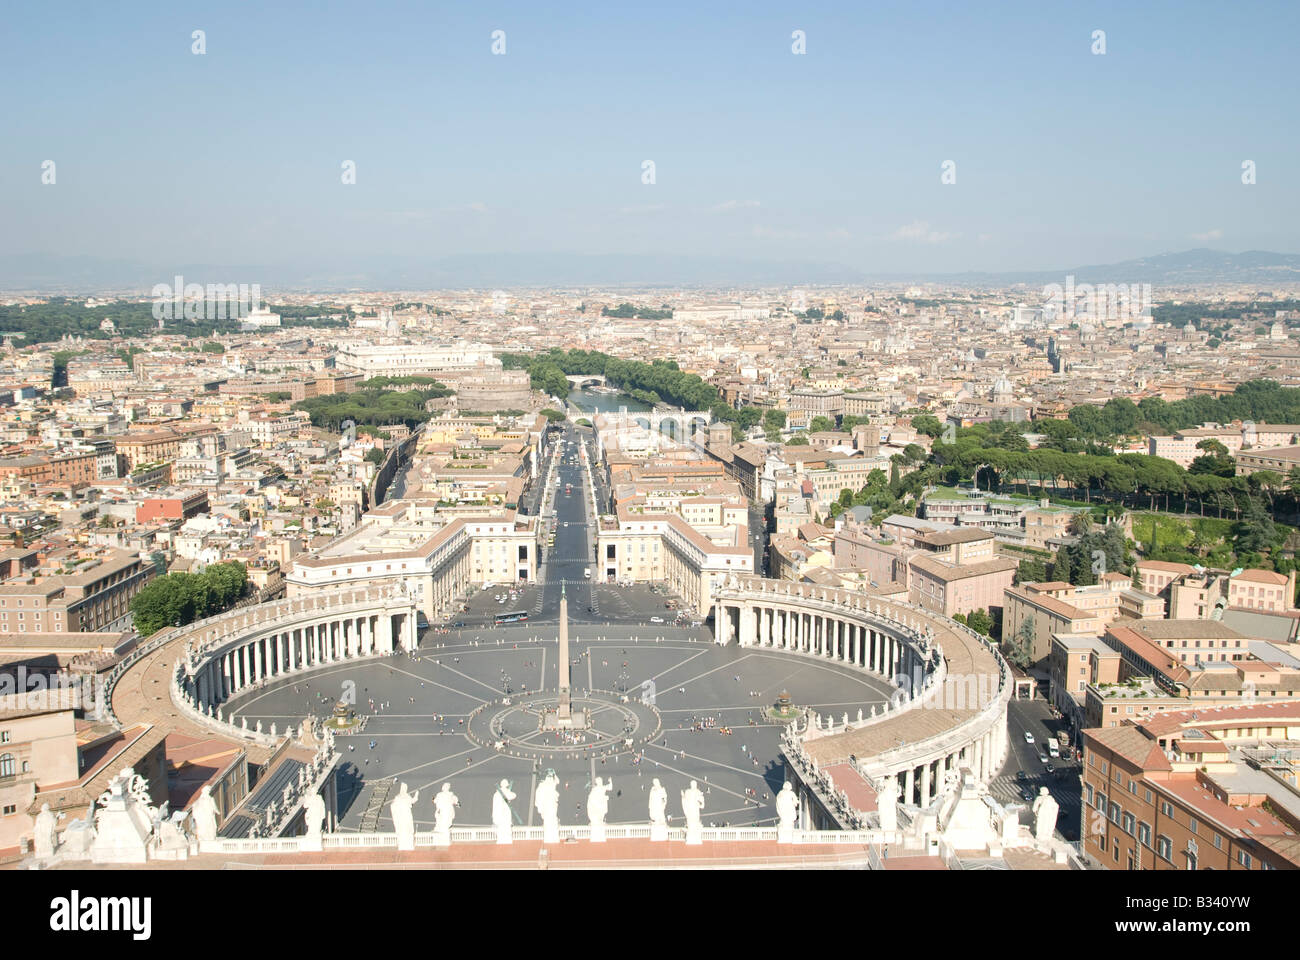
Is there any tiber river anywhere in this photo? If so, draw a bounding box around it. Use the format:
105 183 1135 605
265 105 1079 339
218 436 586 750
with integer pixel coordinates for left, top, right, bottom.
566 386 653 416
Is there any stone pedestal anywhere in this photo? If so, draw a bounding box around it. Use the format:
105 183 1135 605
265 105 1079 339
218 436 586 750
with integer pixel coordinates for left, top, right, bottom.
684 824 702 846
496 823 513 845
301 833 323 852
590 823 606 843
90 794 152 864
542 821 560 845
777 823 794 845
650 823 668 842
432 828 452 848
62 820 95 857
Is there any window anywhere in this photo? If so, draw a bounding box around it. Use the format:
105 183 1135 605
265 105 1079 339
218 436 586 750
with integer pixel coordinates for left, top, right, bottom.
1237 850 1252 869
1122 813 1135 835
1138 822 1152 847
1157 835 1172 861
0 754 13 778
0 731 8 744
1 804 15 816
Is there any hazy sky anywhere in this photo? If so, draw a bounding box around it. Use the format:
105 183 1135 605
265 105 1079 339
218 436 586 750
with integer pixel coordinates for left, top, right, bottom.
3 0 1297 275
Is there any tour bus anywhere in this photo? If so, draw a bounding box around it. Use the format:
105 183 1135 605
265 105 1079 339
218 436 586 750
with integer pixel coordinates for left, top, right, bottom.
495 610 529 625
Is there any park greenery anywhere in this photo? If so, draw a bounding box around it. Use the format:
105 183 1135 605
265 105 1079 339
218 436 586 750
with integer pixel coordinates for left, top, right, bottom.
600 302 673 320
293 381 452 431
0 299 351 347
129 561 248 636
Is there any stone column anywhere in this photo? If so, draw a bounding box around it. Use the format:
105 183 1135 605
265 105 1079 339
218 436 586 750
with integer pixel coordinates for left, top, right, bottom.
904 767 915 806
921 761 931 806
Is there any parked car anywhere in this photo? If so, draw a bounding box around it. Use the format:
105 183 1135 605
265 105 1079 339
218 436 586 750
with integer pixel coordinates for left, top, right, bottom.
1020 788 1036 803
1023 732 1035 744
650 616 664 624
1015 770 1027 782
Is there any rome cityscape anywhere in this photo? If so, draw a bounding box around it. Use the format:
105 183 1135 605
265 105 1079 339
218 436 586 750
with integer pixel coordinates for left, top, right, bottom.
0 0 1292 933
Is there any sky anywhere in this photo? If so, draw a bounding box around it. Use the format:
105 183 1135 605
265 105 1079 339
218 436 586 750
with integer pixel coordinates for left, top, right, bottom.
2 0 1298 279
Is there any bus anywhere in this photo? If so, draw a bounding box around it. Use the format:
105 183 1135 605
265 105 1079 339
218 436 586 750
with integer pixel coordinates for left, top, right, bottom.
495 610 529 625
565 483 572 496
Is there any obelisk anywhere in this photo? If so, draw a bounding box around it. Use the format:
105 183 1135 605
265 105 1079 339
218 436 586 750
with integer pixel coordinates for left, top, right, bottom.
557 580 571 721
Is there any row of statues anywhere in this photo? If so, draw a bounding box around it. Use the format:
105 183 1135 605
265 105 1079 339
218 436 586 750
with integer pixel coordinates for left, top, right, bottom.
386 778 802 846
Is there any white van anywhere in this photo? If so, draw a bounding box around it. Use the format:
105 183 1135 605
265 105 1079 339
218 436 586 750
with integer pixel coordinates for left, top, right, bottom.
584 569 592 579
1048 738 1060 758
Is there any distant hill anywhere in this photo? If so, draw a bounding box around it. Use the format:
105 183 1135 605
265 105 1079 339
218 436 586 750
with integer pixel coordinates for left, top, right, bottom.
911 249 1300 287
2 248 1299 294
0 253 867 294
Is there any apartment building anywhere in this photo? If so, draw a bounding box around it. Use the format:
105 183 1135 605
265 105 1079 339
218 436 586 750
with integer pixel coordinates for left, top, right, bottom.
596 508 753 614
0 705 78 854
0 548 154 635
1081 703 1300 870
907 528 1017 619
286 508 538 620
1236 444 1300 477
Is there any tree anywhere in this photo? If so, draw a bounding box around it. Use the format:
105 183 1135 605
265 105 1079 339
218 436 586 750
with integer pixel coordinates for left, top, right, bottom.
966 608 994 636
1234 498 1278 555
911 414 944 439
1006 615 1035 669
364 447 386 465
1016 556 1049 583
130 562 247 636
763 409 787 431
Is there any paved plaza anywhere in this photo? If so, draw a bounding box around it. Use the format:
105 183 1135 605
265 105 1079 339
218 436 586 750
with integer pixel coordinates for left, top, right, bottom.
226 627 894 831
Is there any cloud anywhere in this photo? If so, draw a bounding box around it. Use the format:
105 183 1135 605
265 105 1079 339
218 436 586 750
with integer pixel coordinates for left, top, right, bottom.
1191 228 1223 243
710 199 761 212
617 204 665 215
894 220 957 244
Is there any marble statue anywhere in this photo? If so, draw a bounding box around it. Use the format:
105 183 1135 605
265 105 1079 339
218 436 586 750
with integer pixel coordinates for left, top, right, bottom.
681 780 705 845
776 782 798 843
390 783 418 851
432 783 458 846
33 803 59 858
1032 787 1060 845
648 778 668 842
304 791 326 847
877 776 899 833
192 784 219 842
534 773 560 844
842 712 849 728
857 708 863 723
587 776 612 842
492 779 516 844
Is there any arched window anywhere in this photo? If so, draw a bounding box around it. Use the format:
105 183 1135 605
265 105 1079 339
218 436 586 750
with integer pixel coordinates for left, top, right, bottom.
0 754 14 778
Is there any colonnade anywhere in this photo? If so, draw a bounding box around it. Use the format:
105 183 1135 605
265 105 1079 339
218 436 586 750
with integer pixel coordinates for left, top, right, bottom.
179 593 418 713
715 599 917 680
713 576 1012 828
